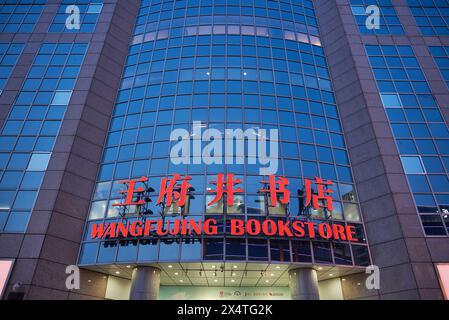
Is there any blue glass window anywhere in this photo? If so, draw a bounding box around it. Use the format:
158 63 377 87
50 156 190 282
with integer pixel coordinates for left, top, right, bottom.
407 0 449 36
0 0 46 33
49 0 103 33
350 0 404 35
79 0 369 268
367 44 449 236
0 43 87 233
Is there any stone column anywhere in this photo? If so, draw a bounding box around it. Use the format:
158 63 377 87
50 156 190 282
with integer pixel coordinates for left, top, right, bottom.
289 267 320 300
129 266 161 300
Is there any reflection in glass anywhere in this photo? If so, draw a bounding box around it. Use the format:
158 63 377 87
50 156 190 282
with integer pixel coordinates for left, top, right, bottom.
246 195 265 215
89 200 107 220
97 241 117 263
79 242 98 264
226 238 246 260
203 238 224 260
117 240 138 262
333 242 352 265
313 241 333 263
138 239 158 261
159 238 180 261
344 203 361 222
181 238 202 261
248 238 268 261
291 240 312 263
352 245 370 266
270 239 290 262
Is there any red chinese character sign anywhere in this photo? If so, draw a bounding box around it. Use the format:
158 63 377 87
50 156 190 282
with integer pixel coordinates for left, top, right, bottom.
95 173 360 242
112 174 336 217
112 176 153 218
259 175 290 207
157 174 193 215
304 177 334 212
207 173 243 206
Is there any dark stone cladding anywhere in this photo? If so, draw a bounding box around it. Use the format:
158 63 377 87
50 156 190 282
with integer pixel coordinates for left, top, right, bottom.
0 0 141 299
315 0 449 299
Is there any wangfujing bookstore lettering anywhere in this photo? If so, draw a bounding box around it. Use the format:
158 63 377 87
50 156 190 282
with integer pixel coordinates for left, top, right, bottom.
90 173 360 242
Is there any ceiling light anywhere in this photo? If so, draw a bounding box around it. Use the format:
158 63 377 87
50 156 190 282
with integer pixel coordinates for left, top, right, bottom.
115 271 120 275
211 265 216 268
168 265 172 268
233 265 237 269
265 280 269 283
342 278 346 281
275 266 280 269
318 267 323 270
179 279 183 282
174 272 179 276
270 273 274 277
329 273 333 276
87 279 92 283
126 265 131 268
231 279 235 282
214 279 218 282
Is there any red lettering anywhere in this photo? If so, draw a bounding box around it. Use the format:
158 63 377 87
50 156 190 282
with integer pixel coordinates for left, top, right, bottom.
156 220 169 236
144 220 155 236
230 219 245 235
181 219 188 235
168 220 180 236
91 223 107 239
130 221 143 237
261 219 277 236
204 219 217 235
103 222 117 238
117 222 129 237
346 225 358 242
246 219 261 235
291 221 305 237
332 223 347 241
318 223 332 240
303 222 316 238
188 219 202 235
276 220 293 237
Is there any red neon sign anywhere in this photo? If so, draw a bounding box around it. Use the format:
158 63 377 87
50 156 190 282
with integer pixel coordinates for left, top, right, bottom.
112 176 148 208
207 173 243 206
89 174 357 241
156 174 192 207
304 177 334 211
111 174 334 211
90 218 358 242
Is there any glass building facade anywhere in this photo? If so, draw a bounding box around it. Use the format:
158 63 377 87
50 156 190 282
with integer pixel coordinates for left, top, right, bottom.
408 0 449 36
0 43 24 95
0 43 87 233
366 45 449 236
429 46 449 89
350 0 404 35
0 0 47 33
49 0 104 33
78 0 371 273
1 0 449 301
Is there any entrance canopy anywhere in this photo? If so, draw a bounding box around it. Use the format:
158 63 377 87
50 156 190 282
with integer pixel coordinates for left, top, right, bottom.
82 262 365 287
